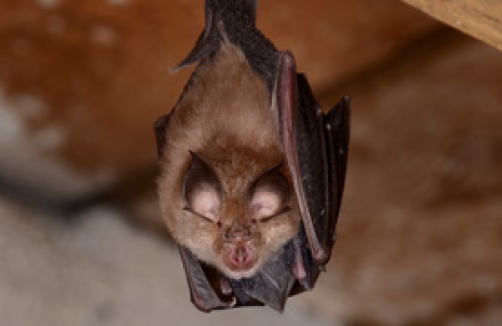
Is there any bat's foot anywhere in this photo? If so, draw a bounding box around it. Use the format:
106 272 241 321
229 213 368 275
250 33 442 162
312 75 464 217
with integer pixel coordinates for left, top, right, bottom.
220 277 233 296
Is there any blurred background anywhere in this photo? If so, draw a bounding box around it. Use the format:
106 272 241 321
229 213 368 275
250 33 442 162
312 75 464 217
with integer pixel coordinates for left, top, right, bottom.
1 0 501 325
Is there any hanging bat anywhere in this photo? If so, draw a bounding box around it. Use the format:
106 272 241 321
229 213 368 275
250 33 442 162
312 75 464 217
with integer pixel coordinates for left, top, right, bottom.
154 0 350 312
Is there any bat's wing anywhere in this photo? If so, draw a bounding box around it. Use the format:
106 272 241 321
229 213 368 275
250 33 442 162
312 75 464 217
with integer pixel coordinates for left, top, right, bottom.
171 0 278 90
274 52 350 290
179 247 236 311
180 242 297 312
229 241 296 311
180 239 298 312
325 96 350 238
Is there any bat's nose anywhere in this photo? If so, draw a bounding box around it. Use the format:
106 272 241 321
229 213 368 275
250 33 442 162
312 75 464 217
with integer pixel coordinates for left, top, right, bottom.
222 239 258 272
231 245 250 266
224 221 253 241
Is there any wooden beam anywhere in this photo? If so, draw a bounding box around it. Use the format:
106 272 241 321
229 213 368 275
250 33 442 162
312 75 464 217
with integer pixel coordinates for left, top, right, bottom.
401 0 502 51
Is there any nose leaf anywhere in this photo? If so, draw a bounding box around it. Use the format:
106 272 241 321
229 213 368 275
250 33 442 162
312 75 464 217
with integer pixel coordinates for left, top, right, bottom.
232 245 249 266
224 222 252 241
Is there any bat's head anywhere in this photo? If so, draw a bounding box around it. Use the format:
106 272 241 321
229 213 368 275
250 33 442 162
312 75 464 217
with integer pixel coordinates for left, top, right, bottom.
180 151 299 279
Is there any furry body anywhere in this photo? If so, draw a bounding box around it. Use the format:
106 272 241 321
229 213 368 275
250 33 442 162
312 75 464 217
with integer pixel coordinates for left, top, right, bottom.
157 44 299 279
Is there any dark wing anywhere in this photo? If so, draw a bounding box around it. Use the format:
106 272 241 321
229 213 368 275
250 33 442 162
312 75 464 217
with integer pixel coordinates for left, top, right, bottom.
179 247 234 312
228 241 296 312
325 96 350 243
180 244 297 312
274 52 350 290
171 0 278 90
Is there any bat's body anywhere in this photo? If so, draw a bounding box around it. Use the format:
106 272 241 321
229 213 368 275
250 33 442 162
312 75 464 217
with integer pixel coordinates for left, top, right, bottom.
158 43 300 280
155 0 350 312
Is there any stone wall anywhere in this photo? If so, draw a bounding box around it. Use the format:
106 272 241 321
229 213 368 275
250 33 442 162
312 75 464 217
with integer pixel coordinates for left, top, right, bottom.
0 0 437 201
1 1 501 325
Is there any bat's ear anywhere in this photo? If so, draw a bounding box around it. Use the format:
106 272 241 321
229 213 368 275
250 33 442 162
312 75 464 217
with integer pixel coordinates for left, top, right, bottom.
153 113 172 158
183 152 223 222
248 166 291 221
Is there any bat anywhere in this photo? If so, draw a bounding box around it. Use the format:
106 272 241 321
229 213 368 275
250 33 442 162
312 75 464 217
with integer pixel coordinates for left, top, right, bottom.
154 0 350 312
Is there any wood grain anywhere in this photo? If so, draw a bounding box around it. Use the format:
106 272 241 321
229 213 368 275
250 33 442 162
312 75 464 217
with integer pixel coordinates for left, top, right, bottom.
401 0 502 51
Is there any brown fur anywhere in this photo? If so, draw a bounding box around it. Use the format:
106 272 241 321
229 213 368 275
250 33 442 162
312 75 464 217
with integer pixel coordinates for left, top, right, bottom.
157 43 300 279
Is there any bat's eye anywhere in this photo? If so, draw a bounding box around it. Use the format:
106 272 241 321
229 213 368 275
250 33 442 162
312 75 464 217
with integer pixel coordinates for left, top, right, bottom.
183 151 223 222
189 186 221 221
248 165 290 221
250 190 282 220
